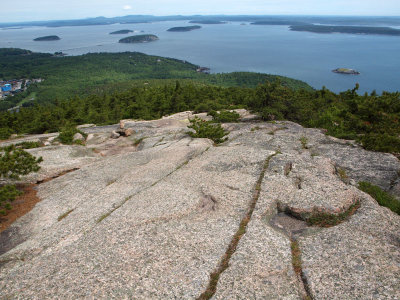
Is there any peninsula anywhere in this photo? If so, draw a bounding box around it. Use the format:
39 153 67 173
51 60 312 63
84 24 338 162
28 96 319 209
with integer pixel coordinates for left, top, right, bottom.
332 68 360 75
118 34 159 43
109 30 133 34
33 35 61 41
290 24 400 36
167 25 201 32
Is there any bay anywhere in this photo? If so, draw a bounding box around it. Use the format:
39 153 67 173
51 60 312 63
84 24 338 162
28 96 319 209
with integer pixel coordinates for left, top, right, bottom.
1 20 399 93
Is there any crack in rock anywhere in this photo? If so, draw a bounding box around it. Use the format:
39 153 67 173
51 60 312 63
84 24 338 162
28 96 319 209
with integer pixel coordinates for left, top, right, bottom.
197 152 278 300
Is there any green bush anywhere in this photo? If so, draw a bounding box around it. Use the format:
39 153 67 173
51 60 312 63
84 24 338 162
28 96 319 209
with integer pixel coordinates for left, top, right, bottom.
208 110 240 123
359 134 400 153
188 117 228 144
58 125 86 145
194 103 210 113
58 126 78 144
14 141 42 149
0 128 13 140
358 181 400 215
0 145 42 215
0 185 22 215
0 145 43 180
0 141 42 152
260 107 284 121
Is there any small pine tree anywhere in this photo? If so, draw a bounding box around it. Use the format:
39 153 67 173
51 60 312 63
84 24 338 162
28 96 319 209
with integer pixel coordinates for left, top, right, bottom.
0 145 43 180
188 117 228 144
0 185 22 215
0 145 43 215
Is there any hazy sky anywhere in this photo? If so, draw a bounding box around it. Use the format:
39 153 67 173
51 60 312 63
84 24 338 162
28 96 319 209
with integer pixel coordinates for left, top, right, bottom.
1 0 400 23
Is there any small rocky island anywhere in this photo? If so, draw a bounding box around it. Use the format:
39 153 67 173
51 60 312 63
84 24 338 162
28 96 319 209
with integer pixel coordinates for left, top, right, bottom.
33 35 61 41
167 25 201 32
332 68 360 75
109 30 133 34
118 34 159 43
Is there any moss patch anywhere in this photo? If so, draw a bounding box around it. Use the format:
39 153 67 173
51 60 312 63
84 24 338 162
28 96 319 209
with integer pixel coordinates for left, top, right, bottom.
57 209 74 221
358 182 400 215
307 200 360 227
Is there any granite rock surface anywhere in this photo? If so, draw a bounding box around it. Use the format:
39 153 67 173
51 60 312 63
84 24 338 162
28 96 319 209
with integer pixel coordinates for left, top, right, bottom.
0 113 399 299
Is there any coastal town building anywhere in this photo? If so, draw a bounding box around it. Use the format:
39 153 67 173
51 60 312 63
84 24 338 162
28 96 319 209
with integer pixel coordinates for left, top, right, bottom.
0 78 43 99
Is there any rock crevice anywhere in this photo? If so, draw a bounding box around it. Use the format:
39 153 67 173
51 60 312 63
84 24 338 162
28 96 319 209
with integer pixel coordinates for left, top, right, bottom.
0 114 399 299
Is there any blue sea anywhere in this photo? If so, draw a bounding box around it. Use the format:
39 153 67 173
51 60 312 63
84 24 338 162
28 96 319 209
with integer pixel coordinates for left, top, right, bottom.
1 21 400 93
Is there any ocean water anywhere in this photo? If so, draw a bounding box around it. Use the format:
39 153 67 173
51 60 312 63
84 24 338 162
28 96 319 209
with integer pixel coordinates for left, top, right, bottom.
1 21 400 93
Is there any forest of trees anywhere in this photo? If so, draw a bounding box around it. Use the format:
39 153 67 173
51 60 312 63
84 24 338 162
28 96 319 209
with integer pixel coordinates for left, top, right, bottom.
0 48 399 155
0 48 311 111
0 80 399 154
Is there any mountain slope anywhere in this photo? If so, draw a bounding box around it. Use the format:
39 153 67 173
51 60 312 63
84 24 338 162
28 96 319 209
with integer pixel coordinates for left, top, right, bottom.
0 113 399 299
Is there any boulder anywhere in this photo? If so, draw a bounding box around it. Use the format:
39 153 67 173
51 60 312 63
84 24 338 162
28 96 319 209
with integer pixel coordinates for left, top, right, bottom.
124 128 134 137
110 131 120 139
73 133 84 142
86 134 94 142
240 114 261 122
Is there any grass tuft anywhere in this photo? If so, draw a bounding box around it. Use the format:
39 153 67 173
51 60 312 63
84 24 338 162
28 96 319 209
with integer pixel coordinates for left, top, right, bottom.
336 167 348 182
291 240 302 275
299 136 308 149
133 137 145 146
57 209 74 221
197 152 278 300
358 182 400 215
97 212 111 223
307 200 360 227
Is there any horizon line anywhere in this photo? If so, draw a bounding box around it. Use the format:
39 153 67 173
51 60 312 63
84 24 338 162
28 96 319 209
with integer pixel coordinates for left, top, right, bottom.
1 14 400 25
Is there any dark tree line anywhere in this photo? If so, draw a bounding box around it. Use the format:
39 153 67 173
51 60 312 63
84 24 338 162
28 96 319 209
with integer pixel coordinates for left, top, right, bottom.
1 81 399 153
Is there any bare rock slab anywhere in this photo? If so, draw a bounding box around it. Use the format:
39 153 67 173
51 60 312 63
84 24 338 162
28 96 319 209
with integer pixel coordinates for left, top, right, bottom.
299 197 400 299
0 117 399 299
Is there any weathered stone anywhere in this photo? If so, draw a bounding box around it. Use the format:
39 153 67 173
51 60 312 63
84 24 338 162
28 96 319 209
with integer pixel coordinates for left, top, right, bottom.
240 114 261 122
110 130 120 139
85 133 94 141
72 132 84 142
0 114 398 299
124 128 134 137
299 196 400 299
47 136 57 143
76 124 95 129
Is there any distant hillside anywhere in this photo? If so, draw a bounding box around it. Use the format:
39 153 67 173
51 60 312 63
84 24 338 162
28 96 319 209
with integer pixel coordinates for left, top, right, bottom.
290 25 400 36
0 48 312 111
251 21 307 26
189 20 226 25
2 15 400 28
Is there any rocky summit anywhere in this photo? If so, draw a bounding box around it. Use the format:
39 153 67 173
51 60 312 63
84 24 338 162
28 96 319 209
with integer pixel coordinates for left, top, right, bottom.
0 111 399 299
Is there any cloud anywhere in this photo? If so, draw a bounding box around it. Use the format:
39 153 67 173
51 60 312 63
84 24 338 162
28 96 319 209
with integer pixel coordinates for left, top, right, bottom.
123 5 132 10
